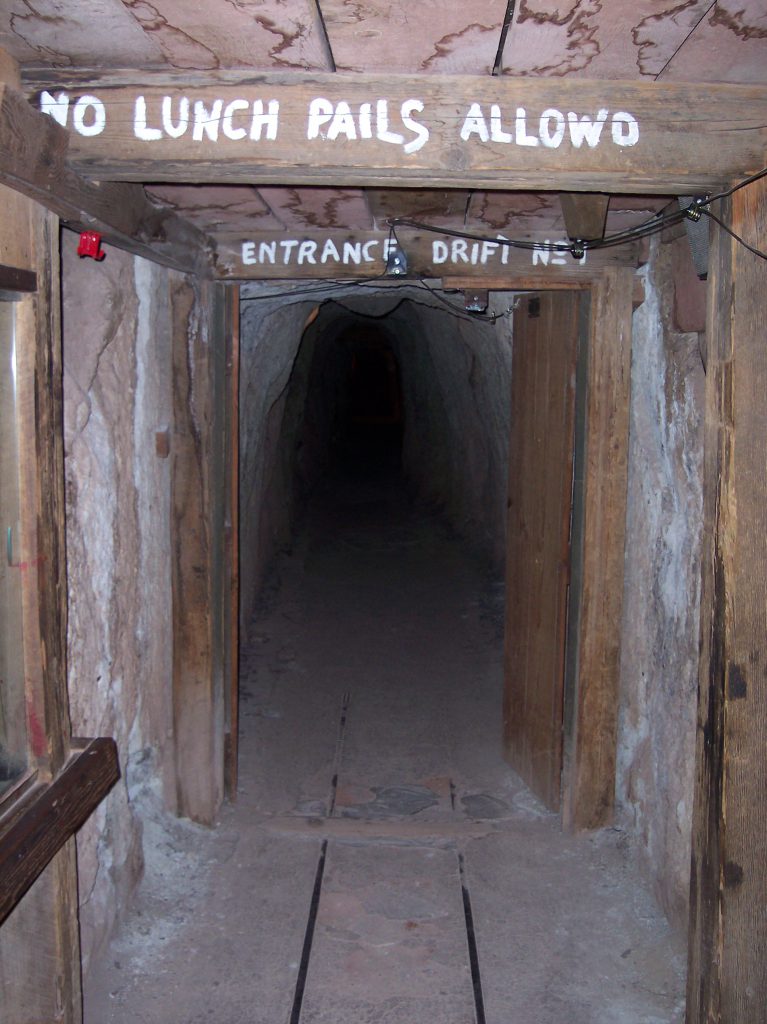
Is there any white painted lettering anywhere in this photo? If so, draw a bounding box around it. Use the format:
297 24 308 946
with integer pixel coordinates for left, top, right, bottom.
250 100 279 141
39 90 70 127
532 244 550 266
460 103 489 143
515 108 539 147
359 103 373 139
242 242 257 265
383 238 398 260
162 96 189 139
401 99 429 154
223 99 249 141
567 109 608 148
258 241 277 264
497 235 510 265
134 96 162 141
343 242 363 265
490 105 512 144
193 99 223 142
73 95 106 137
327 101 357 142
307 97 333 139
452 239 470 263
321 239 341 263
376 100 404 146
470 242 480 264
611 111 639 147
281 240 299 262
433 241 449 264
362 240 379 262
539 108 566 148
480 240 499 264
298 240 317 264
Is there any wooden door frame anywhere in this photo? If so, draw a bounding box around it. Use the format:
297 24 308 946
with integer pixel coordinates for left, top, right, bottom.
500 268 633 830
561 268 633 830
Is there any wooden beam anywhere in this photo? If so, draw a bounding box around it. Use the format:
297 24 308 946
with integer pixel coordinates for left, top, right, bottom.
562 267 633 830
214 229 637 280
559 193 609 241
170 279 227 825
0 738 120 926
0 82 212 276
22 72 767 193
0 263 36 295
686 178 767 1024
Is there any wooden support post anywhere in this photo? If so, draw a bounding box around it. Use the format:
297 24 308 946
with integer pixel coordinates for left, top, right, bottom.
0 192 83 1024
686 177 767 1023
562 267 633 830
170 278 228 825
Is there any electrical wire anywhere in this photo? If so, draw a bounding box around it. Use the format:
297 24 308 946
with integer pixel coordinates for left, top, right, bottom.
387 166 767 263
240 165 767 314
701 209 767 262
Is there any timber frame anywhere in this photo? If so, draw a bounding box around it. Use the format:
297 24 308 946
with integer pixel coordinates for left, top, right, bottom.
1 62 765 1024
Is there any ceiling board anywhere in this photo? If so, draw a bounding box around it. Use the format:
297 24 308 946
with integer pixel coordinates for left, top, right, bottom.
0 0 331 72
366 190 474 228
145 185 285 231
660 0 767 83
320 0 506 73
502 1 715 79
258 187 374 230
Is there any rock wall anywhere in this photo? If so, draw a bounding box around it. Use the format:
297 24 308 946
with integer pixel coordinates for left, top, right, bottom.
238 294 317 629
617 235 706 930
62 232 176 973
392 297 513 569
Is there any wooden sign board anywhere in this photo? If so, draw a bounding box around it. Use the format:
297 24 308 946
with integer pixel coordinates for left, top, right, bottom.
214 230 637 280
28 72 767 194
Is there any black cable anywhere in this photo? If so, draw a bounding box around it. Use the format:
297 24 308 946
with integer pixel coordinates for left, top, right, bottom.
701 209 767 262
492 0 517 77
417 278 509 322
704 166 767 206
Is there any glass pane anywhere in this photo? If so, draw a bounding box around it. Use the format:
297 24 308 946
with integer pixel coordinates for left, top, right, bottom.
0 302 27 796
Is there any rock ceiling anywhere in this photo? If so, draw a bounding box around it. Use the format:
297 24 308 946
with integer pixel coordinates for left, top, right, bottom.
1 1 766 263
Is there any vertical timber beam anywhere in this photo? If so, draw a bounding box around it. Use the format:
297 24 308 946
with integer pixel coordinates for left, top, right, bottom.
0 187 81 1018
563 268 632 830
170 278 226 825
686 178 767 1023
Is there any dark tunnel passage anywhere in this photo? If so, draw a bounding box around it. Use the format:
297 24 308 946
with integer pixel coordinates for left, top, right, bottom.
236 290 515 625
305 321 405 481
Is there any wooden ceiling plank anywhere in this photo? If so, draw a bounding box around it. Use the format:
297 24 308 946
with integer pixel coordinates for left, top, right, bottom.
0 82 213 275
560 193 610 242
22 72 767 194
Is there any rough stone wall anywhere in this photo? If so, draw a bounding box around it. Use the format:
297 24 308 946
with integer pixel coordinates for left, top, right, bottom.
62 232 175 973
239 296 315 629
394 298 514 569
617 236 706 930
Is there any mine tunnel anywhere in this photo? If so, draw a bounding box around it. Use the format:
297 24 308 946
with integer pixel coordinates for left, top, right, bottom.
46 236 702 1023
238 288 514 627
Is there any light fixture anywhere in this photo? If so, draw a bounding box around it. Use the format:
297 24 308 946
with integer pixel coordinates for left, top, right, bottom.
385 244 408 276
463 289 488 313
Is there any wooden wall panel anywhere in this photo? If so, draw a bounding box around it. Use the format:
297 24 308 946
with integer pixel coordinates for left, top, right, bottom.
504 291 579 811
562 268 633 830
686 177 767 1024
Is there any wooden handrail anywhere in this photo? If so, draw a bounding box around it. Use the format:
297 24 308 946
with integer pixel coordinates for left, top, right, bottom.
0 737 120 925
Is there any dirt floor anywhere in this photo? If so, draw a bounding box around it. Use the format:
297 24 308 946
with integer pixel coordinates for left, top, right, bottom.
85 469 687 1024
